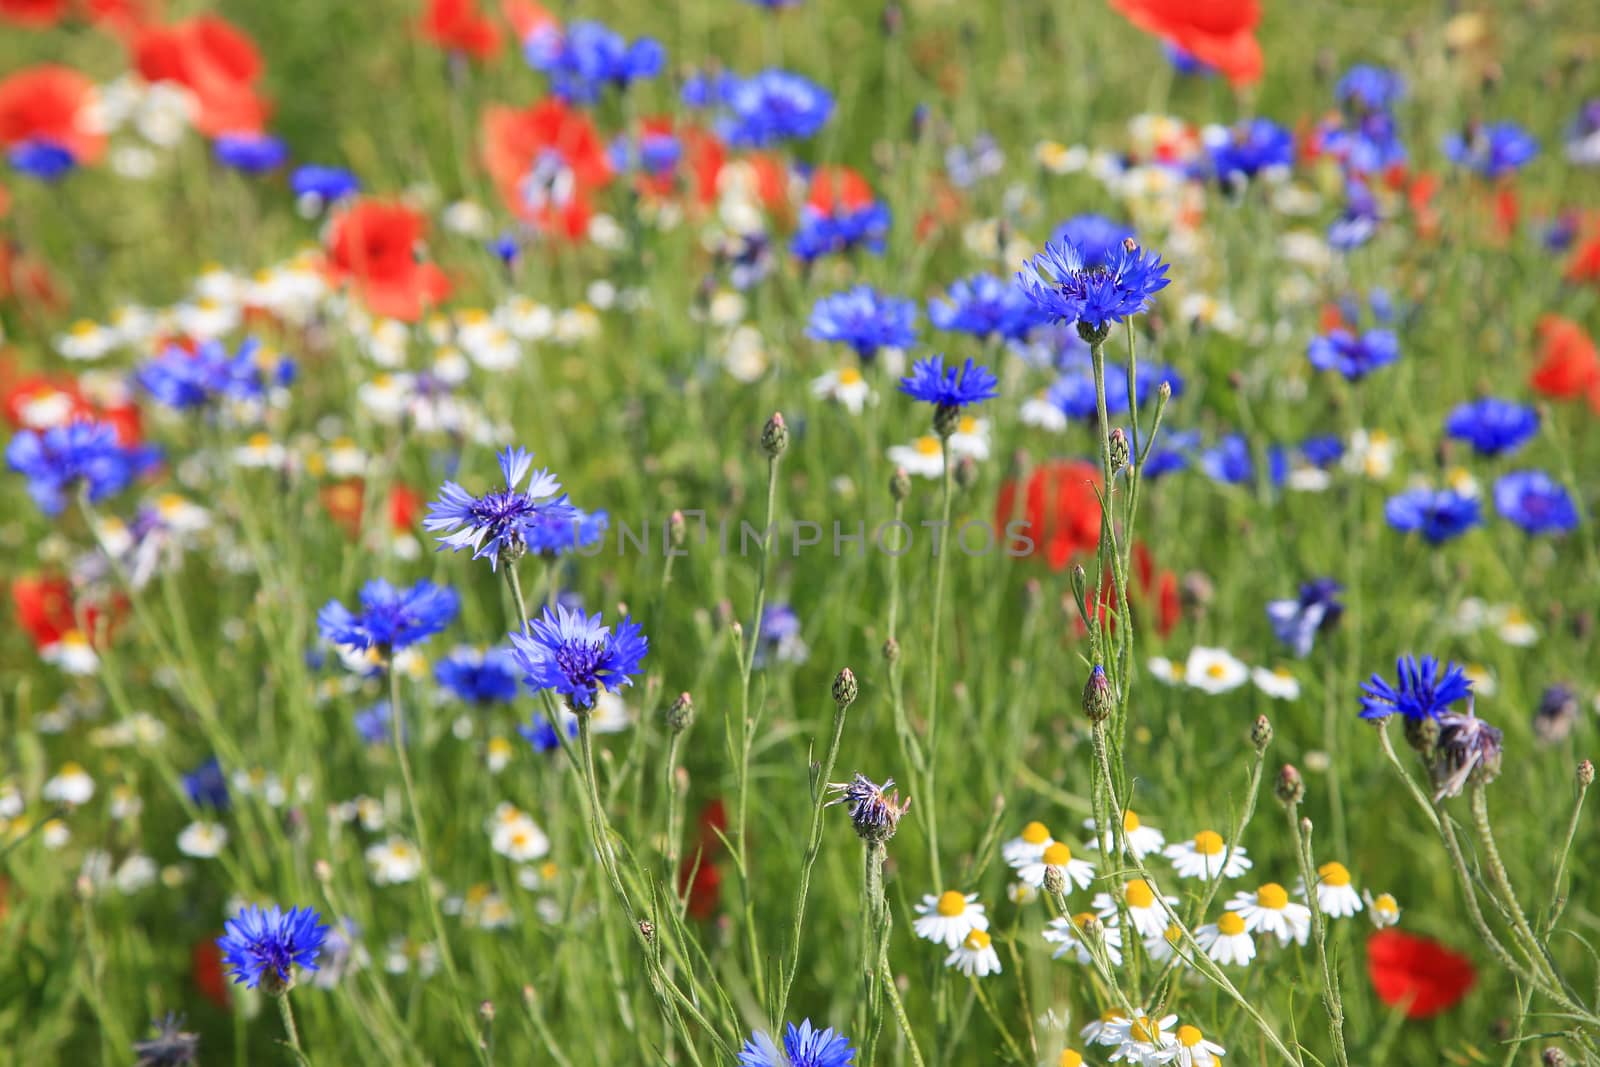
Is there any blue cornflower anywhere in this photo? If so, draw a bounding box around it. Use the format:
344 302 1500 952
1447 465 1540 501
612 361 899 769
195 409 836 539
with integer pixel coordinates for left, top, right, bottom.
1143 430 1199 479
524 21 664 103
754 603 809 668
523 506 609 556
1017 239 1170 332
6 421 160 515
1299 434 1345 469
317 579 460 651
1359 655 1472 722
680 70 739 109
519 713 577 752
899 355 1000 412
1569 99 1600 165
927 274 1044 342
1444 398 1539 457
1307 328 1399 381
944 134 1004 188
424 447 576 568
1494 470 1579 535
9 139 76 181
715 70 833 147
1327 178 1381 249
1133 362 1185 405
183 757 230 812
136 338 294 409
1163 42 1215 77
352 701 396 745
739 1020 857 1067
290 164 360 205
217 904 329 991
1205 118 1295 183
1317 111 1407 175
1200 434 1286 487
1266 579 1345 658
1049 214 1134 268
508 604 648 710
807 286 918 359
435 647 521 705
791 201 891 261
213 133 288 174
1384 488 1481 543
1336 65 1405 111
1045 368 1131 422
1444 122 1539 178
826 772 909 843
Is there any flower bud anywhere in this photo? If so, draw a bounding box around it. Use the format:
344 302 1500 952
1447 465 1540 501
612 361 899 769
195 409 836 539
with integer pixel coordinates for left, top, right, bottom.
1082 664 1114 723
832 668 858 708
889 466 911 502
1542 1050 1567 1067
480 1001 496 1022
1275 764 1304 806
1069 564 1088 608
1157 380 1172 404
665 692 694 733
1108 427 1129 473
1579 760 1595 789
882 637 900 663
1251 715 1273 751
1042 865 1067 897
1076 320 1111 346
954 454 979 492
669 509 687 548
933 403 961 439
1404 714 1440 761
760 412 788 457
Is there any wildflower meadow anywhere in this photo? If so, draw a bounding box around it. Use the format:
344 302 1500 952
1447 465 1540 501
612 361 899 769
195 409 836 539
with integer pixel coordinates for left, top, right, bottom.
4 0 1600 1064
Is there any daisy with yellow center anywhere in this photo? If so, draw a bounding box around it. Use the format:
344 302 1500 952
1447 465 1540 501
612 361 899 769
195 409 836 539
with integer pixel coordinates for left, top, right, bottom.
1172 1024 1226 1067
1093 878 1177 939
1146 655 1190 686
1143 921 1191 967
1185 646 1250 693
1080 1009 1128 1047
944 927 1002 977
366 837 422 885
1056 1051 1085 1067
1250 665 1301 701
913 890 988 949
1298 860 1363 918
1002 820 1055 866
810 366 873 415
886 435 949 478
948 416 991 461
1082 809 1166 859
1043 911 1123 966
1229 881 1311 945
1163 830 1252 880
1021 390 1069 432
1017 841 1096 891
489 804 550 863
486 736 514 773
1197 910 1255 966
42 763 95 806
1494 605 1538 647
233 432 288 469
1365 890 1401 928
42 630 99 675
1110 1013 1178 1063
56 319 117 361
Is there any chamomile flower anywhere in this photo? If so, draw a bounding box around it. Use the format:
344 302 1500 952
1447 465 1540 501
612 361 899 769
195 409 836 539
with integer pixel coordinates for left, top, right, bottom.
1171 1025 1226 1067
1082 1010 1128 1047
366 837 422 885
886 435 947 478
1093 879 1177 938
1196 911 1255 965
1298 861 1363 918
946 415 992 460
1020 389 1070 431
1492 606 1538 646
1015 841 1096 890
1251 666 1301 700
1056 1050 1088 1067
1366 891 1401 927
488 804 551 862
1044 912 1123 966
913 891 989 949
1184 647 1249 693
1106 1013 1177 1065
176 820 228 858
945 928 1002 977
1146 656 1188 686
42 762 95 806
56 319 119 361
1229 882 1311 945
1164 830 1252 881
1082 809 1166 858
1144 922 1190 966
810 367 873 414
1003 821 1056 866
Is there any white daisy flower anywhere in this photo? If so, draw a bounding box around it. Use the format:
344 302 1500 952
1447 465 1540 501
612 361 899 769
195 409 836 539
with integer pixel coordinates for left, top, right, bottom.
810 367 872 415
323 438 369 479
1006 882 1039 906
42 762 95 806
1229 882 1311 945
1001 820 1055 867
115 853 159 894
485 736 514 774
1106 1013 1178 1065
1082 809 1166 858
886 435 947 478
947 416 991 461
1462 663 1496 696
1172 1024 1226 1066
1298 861 1363 919
913 891 989 949
1251 666 1300 700
944 928 1002 977
173 298 240 341
41 819 69 849
1093 879 1177 939
1164 830 1251 881
366 837 422 884
56 320 119 361
176 820 228 858
1342 428 1396 480
233 432 289 469
1081 1010 1129 1047
1043 912 1123 966
1147 656 1188 686
1143 921 1190 967
1286 463 1332 492
1020 391 1068 431
1185 647 1249 693
1196 911 1255 966
498 298 555 341
1493 605 1538 647
1365 891 1401 928
722 325 769 383
488 806 551 862
42 631 99 675
462 326 522 372
1015 841 1096 890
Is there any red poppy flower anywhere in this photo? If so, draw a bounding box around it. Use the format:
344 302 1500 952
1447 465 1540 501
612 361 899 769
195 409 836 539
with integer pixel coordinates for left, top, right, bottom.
389 484 421 530
0 0 68 28
500 0 554 42
1110 0 1263 86
631 119 726 208
11 575 80 648
1531 314 1600 412
421 0 501 60
996 460 1102 571
677 799 728 920
1132 542 1181 639
323 200 451 322
1407 171 1441 240
0 65 105 164
191 938 231 1008
1565 216 1600 286
481 99 611 239
132 15 271 136
806 165 874 215
84 0 156 38
320 480 425 539
1367 929 1475 1019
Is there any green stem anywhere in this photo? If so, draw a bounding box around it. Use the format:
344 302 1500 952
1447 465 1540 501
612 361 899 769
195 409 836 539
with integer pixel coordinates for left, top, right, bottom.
1285 807 1349 1067
923 433 956 886
276 993 311 1067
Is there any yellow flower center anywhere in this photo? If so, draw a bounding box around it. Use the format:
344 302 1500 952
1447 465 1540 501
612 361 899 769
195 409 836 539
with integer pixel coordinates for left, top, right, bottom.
1193 830 1224 856
487 737 512 757
248 432 273 450
1205 662 1228 679
1177 1025 1203 1048
1072 911 1096 930
70 320 97 337
1375 893 1398 913
1164 922 1183 945
1217 912 1246 936
1257 883 1289 910
539 862 558 880
1318 861 1351 887
838 367 863 386
963 929 991 951
1042 842 1073 867
957 415 978 435
59 761 85 777
1130 1017 1157 1043
1021 821 1051 845
1169 661 1186 680
937 891 968 917
1125 880 1155 908
914 435 942 457
510 830 530 849
1122 810 1141 832
1058 1052 1084 1067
